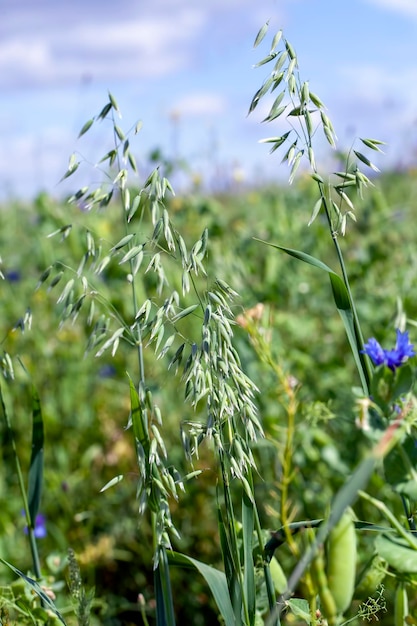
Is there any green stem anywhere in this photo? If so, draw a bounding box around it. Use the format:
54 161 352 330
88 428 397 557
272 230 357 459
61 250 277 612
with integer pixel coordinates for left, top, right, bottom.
0 386 42 579
358 490 417 550
319 187 372 394
219 447 250 625
113 137 176 623
249 474 278 621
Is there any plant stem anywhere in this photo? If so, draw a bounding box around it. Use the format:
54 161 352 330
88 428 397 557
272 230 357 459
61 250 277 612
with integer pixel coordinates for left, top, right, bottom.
219 447 251 625
0 385 42 579
358 490 417 550
319 187 372 394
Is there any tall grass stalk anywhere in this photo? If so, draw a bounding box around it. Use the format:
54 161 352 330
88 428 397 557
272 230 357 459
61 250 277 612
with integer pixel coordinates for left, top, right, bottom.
250 24 381 394
252 22 417 624
51 93 278 624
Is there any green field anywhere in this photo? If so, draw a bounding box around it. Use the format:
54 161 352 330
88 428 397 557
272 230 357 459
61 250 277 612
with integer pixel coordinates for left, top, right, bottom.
1 161 417 624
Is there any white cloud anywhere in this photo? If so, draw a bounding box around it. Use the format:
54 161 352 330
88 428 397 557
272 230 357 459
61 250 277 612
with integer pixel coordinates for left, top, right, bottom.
170 93 227 117
366 0 417 19
0 0 284 91
0 6 206 89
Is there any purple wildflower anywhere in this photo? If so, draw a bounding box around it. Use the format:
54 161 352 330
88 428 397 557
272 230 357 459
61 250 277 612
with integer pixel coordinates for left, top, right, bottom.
22 512 47 538
362 329 415 371
98 364 116 378
5 269 21 283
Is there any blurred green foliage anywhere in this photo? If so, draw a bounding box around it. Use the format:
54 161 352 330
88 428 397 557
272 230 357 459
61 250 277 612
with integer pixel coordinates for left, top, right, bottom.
1 168 417 623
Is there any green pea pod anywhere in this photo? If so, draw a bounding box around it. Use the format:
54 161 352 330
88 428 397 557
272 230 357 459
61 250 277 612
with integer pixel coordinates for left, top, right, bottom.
355 554 387 598
394 583 408 626
310 545 337 625
326 508 357 615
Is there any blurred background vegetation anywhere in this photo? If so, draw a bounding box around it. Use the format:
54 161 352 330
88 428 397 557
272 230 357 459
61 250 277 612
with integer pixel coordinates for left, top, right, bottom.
1 167 417 623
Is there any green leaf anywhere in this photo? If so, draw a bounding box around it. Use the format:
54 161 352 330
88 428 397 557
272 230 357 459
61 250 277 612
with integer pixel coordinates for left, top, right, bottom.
155 546 176 626
217 506 241 622
28 386 44 526
287 598 311 623
375 534 417 573
255 240 368 392
392 364 414 399
370 366 393 413
242 490 255 625
384 435 417 497
0 558 66 624
168 551 236 625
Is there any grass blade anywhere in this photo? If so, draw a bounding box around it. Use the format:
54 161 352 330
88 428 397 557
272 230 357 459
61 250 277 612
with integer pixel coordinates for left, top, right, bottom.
255 240 369 394
28 385 44 525
0 558 66 624
168 551 236 625
217 505 242 624
242 490 255 626
155 546 176 626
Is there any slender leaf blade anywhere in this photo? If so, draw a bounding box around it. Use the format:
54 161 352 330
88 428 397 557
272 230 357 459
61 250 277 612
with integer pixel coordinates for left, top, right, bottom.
168 551 236 625
28 386 44 526
0 558 66 624
242 491 255 625
217 506 241 623
255 240 368 392
156 546 176 626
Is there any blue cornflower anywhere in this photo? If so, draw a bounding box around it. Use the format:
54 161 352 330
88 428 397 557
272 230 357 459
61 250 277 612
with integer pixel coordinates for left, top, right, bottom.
362 329 415 371
98 364 116 378
22 511 47 538
5 269 21 283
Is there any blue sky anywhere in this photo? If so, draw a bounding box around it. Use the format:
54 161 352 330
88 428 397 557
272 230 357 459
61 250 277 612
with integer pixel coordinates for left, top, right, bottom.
2 0 417 199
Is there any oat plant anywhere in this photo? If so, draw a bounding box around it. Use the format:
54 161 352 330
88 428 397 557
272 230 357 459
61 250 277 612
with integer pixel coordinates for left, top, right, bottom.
44 93 277 625
250 22 417 624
